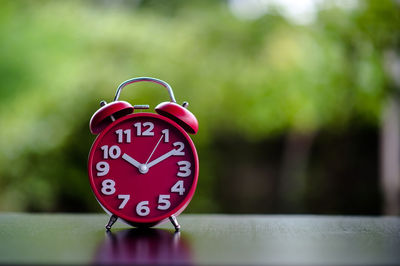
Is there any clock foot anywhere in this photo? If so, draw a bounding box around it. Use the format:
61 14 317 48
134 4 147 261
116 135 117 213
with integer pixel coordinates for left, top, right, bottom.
169 215 181 232
105 215 118 231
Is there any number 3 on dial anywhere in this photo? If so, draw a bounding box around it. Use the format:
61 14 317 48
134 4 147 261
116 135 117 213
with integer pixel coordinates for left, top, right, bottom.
177 161 191 177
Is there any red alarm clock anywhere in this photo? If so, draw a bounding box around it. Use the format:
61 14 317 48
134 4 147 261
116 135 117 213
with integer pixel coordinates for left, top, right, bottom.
88 77 199 231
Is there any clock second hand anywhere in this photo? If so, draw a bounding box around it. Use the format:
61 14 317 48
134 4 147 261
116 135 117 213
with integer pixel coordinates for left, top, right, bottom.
144 133 165 167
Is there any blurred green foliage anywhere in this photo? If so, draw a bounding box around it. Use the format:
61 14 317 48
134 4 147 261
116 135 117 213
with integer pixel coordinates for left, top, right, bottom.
0 0 398 213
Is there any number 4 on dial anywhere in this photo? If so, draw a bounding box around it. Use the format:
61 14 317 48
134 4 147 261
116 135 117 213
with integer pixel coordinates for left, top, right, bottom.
171 180 185 195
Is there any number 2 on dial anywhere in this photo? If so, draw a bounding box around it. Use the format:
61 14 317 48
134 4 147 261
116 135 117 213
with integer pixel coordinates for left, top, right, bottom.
173 142 185 156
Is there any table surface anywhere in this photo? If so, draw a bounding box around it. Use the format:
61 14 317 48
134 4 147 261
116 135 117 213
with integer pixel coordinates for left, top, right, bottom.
0 213 399 265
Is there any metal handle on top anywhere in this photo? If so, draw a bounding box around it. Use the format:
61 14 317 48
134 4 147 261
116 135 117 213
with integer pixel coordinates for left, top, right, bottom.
114 77 177 103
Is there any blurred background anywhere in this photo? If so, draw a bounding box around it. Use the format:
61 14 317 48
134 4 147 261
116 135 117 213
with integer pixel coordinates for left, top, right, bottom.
0 0 399 215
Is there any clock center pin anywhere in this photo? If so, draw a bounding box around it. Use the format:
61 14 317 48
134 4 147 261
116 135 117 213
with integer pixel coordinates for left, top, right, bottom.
139 164 149 174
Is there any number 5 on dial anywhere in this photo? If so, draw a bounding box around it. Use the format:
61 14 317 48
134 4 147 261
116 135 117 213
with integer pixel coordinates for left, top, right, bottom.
157 195 171 210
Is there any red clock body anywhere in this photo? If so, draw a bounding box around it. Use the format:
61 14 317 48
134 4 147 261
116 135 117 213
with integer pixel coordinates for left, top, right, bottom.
88 112 199 227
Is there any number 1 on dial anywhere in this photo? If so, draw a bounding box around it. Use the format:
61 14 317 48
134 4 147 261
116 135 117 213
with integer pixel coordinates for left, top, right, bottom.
162 129 169 143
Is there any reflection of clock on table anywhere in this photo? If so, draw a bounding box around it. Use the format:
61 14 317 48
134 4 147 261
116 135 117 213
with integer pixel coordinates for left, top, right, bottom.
88 77 199 231
94 229 192 264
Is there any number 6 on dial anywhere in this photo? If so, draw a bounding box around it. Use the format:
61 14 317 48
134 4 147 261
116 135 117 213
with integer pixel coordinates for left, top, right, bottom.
136 201 150 216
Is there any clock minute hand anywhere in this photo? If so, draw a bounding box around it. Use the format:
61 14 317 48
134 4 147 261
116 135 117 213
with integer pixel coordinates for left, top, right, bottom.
146 149 176 169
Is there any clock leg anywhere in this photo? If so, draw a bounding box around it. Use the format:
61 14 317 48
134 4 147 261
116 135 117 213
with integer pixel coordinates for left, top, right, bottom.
169 215 181 232
105 214 118 231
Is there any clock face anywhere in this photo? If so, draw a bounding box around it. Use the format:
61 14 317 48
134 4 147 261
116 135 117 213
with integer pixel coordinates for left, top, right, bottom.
88 113 199 225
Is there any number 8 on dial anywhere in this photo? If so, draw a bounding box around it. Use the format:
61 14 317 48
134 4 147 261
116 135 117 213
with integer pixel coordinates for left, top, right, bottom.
88 77 199 231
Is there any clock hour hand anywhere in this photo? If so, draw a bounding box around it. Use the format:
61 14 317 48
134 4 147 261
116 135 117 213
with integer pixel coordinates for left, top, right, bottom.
146 149 176 169
122 153 142 169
